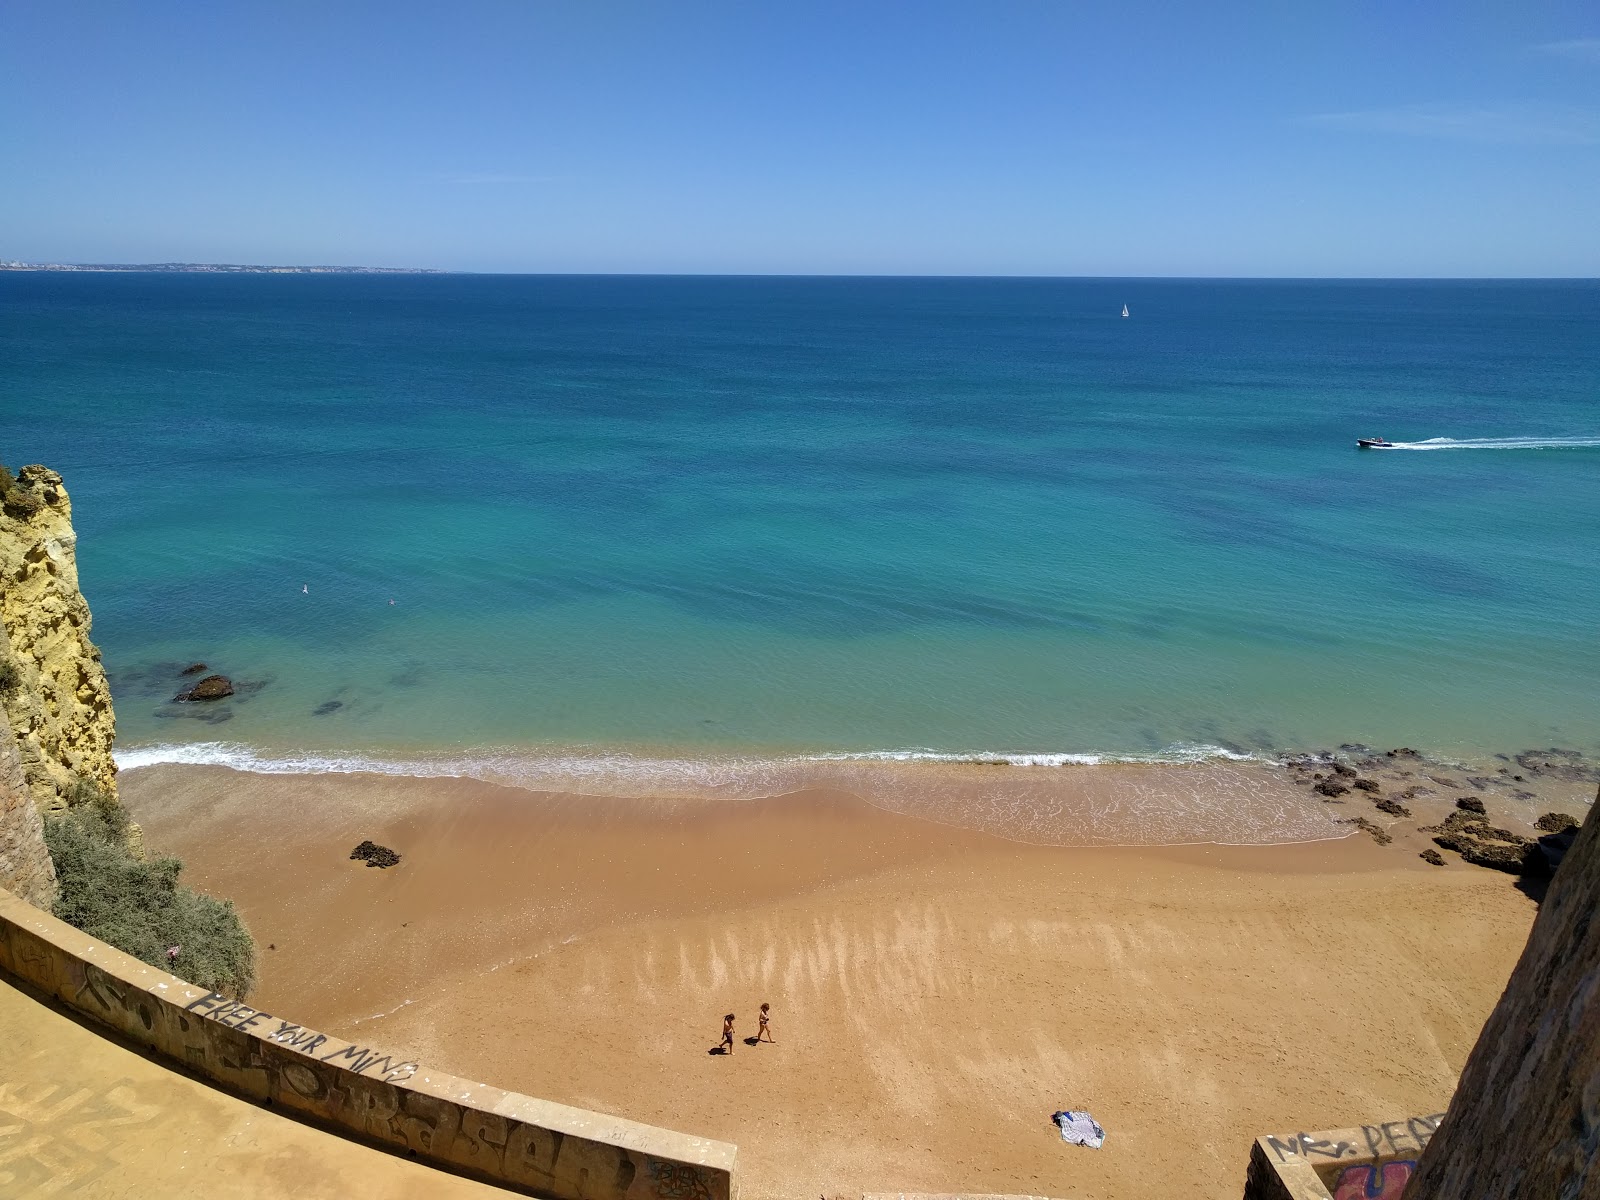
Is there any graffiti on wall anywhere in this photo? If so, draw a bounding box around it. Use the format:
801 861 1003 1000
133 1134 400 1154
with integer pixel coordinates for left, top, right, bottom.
1332 1160 1415 1200
184 992 419 1082
1263 1112 1445 1167
650 1159 715 1200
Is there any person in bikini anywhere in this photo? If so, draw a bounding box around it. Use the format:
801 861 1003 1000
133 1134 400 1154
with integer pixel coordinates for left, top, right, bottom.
720 1013 736 1053
758 1002 774 1043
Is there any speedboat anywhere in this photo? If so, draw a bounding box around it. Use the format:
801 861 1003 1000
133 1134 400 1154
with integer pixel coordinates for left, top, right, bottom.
1356 438 1395 449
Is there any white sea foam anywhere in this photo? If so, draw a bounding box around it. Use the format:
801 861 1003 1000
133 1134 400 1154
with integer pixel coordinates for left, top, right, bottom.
1387 436 1600 451
114 739 1336 848
114 739 1264 782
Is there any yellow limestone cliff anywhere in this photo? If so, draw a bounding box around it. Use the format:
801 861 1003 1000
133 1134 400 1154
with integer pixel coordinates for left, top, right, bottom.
0 465 119 819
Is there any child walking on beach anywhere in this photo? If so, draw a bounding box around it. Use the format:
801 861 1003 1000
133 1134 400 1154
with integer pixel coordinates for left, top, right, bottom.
758 1002 774 1043
721 1013 735 1054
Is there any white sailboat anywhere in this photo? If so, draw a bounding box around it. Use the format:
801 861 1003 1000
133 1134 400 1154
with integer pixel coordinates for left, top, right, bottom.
1121 304 1129 318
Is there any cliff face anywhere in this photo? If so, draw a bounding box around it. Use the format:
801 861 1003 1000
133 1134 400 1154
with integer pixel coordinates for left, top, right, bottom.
0 703 55 907
1405 785 1600 1199
0 464 118 816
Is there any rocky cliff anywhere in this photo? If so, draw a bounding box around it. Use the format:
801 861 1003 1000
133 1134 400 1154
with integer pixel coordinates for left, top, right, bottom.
1404 783 1600 1198
0 702 55 907
0 464 121 901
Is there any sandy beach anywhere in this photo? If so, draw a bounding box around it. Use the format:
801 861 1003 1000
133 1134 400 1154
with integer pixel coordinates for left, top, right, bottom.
116 759 1588 1199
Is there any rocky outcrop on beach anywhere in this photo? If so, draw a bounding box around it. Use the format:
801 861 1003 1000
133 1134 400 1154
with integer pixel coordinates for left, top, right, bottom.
0 466 119 815
350 840 401 868
1281 743 1593 872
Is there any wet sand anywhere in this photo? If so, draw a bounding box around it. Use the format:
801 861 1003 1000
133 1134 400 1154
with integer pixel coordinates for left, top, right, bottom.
122 762 1563 1200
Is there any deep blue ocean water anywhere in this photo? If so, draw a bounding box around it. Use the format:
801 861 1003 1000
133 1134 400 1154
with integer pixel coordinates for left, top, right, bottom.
4 274 1598 796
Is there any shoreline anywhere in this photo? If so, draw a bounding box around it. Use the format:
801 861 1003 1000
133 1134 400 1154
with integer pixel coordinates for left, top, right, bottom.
120 761 1587 1198
112 738 1597 850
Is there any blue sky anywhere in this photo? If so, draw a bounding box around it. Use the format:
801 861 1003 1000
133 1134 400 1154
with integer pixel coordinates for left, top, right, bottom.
3 1 1597 275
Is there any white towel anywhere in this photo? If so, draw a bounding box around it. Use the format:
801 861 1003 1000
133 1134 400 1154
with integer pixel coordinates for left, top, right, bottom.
1052 1110 1106 1149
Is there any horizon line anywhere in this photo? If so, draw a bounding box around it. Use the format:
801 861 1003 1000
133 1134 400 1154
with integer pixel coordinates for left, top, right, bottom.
4 263 1599 282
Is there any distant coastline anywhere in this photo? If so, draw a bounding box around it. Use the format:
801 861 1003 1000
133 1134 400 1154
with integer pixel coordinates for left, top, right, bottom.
0 260 444 274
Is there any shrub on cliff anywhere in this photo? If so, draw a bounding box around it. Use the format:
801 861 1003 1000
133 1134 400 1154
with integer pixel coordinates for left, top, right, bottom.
0 462 42 519
44 803 256 998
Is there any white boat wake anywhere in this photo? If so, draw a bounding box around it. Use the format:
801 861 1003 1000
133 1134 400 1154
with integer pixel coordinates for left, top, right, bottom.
1386 436 1600 451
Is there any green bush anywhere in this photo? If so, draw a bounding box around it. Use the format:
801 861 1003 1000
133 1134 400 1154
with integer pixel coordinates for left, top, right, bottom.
65 775 129 839
0 657 18 696
0 462 41 519
44 808 256 998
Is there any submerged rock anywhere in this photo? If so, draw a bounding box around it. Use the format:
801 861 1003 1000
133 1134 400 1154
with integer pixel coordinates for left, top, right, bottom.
1514 749 1600 783
312 700 344 716
1313 779 1350 798
1374 797 1411 817
1456 796 1487 815
350 840 401 869
1352 777 1380 793
180 662 208 675
173 674 233 702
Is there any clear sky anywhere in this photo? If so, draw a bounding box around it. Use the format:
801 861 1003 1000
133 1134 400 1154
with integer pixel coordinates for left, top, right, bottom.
3 1 1597 275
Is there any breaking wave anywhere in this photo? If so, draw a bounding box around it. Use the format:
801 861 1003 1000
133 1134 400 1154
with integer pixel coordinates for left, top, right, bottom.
113 739 1341 848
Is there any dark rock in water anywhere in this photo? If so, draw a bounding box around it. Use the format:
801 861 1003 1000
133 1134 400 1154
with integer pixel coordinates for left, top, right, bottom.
1466 777 1497 791
313 700 344 716
173 674 233 702
1330 763 1357 779
1429 775 1463 788
1420 848 1446 866
1397 785 1435 801
1352 777 1380 793
1339 743 1373 754
1513 749 1600 783
1388 747 1421 759
1535 812 1581 834
1456 796 1487 815
1375 798 1411 817
180 662 208 675
1512 789 1537 800
350 840 401 869
1314 780 1350 798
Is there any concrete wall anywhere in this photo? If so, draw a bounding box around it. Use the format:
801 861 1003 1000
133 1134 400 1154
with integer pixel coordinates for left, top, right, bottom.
0 887 737 1200
1403 785 1600 1199
1241 1115 1443 1200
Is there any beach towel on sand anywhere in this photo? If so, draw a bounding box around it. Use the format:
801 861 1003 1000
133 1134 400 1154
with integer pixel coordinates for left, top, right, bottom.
1052 1110 1106 1149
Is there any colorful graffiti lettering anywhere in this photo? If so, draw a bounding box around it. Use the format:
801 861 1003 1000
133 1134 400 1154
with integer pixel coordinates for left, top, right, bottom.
1333 1160 1415 1200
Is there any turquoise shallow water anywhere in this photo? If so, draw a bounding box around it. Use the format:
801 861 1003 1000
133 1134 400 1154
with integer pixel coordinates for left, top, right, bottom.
4 274 1598 792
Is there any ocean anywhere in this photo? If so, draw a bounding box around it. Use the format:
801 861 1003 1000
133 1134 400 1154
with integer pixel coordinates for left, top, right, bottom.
4 273 1598 816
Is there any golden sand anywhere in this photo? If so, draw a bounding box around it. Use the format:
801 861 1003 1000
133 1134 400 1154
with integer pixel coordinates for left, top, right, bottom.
123 763 1544 1200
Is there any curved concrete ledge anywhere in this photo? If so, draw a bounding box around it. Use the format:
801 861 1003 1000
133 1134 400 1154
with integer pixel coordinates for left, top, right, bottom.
1242 1115 1443 1199
0 888 737 1200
